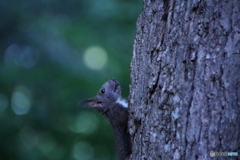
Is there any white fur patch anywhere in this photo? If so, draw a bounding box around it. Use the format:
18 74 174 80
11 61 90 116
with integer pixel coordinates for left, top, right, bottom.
116 98 128 108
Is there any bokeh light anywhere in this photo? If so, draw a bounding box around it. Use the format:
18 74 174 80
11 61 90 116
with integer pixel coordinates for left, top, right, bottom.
19 127 39 149
11 85 32 115
4 44 36 68
68 111 98 134
72 141 94 160
83 46 108 70
37 133 57 154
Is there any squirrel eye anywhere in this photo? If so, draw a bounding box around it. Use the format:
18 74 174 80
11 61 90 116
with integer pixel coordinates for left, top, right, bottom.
101 89 105 94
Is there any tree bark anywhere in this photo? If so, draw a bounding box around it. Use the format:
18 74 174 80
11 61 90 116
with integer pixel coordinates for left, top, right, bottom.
129 0 240 159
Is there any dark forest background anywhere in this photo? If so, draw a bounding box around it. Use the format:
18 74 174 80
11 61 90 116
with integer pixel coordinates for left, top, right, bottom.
0 0 141 159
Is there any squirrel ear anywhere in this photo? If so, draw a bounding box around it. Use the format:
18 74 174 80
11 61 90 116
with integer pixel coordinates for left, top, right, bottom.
87 97 103 108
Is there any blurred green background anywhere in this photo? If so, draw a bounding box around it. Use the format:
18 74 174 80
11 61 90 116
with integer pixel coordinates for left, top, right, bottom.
0 0 141 159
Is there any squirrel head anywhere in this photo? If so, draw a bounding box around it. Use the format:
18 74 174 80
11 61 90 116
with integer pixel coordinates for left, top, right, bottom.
86 78 121 108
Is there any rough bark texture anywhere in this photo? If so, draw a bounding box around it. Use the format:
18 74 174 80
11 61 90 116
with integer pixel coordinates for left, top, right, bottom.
129 0 240 159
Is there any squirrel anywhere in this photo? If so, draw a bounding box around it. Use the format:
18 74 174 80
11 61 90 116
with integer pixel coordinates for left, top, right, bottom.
83 78 131 160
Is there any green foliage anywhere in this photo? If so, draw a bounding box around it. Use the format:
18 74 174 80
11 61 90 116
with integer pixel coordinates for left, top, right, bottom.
0 0 141 159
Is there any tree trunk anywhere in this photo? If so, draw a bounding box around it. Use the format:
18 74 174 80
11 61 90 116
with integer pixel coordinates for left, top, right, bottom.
129 0 240 159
